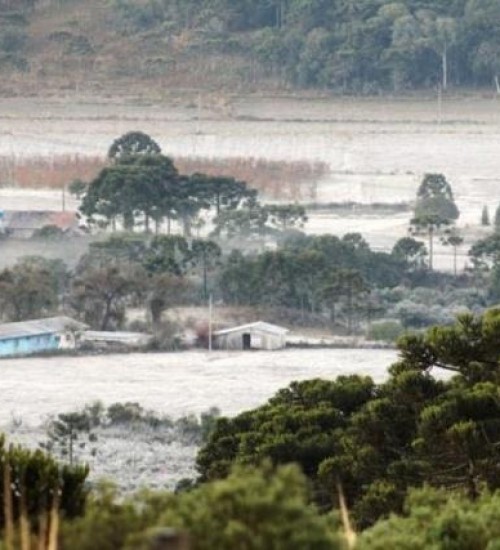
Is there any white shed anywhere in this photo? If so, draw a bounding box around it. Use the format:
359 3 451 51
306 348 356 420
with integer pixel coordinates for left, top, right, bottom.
213 321 289 351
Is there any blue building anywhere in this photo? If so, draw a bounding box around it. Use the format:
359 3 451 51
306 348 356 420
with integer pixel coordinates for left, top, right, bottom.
0 317 87 358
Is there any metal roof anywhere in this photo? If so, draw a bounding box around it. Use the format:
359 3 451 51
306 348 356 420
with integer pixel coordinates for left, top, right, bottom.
213 321 289 337
0 317 87 340
82 331 152 345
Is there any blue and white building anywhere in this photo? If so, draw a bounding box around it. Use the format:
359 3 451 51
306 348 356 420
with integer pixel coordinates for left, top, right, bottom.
0 317 87 358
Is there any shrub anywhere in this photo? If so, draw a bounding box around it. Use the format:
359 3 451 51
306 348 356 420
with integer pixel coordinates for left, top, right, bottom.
31 224 66 240
0 27 26 53
368 320 403 342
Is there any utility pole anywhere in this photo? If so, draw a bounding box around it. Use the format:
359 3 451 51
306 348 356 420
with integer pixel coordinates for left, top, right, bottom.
437 85 443 125
208 293 213 352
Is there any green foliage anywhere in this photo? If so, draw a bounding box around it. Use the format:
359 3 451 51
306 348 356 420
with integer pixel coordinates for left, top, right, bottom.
368 320 404 342
41 410 99 466
80 152 178 231
108 131 161 161
105 0 500 91
0 26 26 53
159 463 342 550
70 264 146 330
411 173 459 271
359 487 500 550
219 233 405 319
80 133 258 235
197 310 500 528
0 256 65 321
0 435 89 530
495 204 500 233
68 178 88 200
392 237 427 271
7 0 500 92
61 464 342 550
31 224 66 240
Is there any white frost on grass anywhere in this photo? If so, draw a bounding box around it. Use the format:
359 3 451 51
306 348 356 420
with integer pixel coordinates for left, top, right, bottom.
0 349 396 491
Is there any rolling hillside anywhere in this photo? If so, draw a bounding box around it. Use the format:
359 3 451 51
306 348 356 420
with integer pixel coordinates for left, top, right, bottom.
0 0 499 98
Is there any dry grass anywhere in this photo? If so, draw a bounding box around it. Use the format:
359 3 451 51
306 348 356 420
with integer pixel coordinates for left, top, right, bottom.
0 155 105 189
0 155 328 201
176 157 328 200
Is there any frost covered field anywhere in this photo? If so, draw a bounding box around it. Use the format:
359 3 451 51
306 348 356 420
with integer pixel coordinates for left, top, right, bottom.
0 95 498 269
1 349 396 491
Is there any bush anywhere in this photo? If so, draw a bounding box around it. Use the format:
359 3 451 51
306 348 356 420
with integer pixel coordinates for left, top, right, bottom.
149 320 182 351
60 464 342 550
391 300 456 329
0 27 26 53
31 224 66 240
358 487 500 550
368 321 403 343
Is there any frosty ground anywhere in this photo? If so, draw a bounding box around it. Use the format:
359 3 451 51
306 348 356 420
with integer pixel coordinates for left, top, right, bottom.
0 94 497 490
1 348 396 492
1 94 498 270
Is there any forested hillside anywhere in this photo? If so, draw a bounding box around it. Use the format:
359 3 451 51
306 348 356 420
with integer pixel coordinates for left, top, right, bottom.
1 0 499 95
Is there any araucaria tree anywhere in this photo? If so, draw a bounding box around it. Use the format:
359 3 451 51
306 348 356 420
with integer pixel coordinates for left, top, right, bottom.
410 173 459 270
80 153 179 232
79 133 258 235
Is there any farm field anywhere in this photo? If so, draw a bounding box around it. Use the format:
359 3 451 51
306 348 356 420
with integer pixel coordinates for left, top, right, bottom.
2 348 396 492
1 94 498 270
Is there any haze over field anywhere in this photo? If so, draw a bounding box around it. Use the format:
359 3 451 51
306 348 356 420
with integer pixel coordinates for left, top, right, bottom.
1 95 498 270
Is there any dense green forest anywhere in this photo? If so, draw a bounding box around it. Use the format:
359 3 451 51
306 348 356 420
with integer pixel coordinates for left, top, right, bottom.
2 0 500 94
99 0 500 91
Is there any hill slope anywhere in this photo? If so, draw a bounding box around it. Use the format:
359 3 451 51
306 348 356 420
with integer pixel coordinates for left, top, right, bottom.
1 0 499 98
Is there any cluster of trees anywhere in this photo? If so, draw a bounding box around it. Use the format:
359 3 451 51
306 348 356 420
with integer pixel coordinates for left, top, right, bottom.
78 131 307 240
220 232 408 332
197 308 500 530
113 0 500 92
0 133 495 340
0 232 486 338
79 132 257 236
0 435 88 549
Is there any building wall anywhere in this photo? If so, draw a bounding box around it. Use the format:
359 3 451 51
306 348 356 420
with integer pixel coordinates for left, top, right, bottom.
0 333 61 357
215 330 286 351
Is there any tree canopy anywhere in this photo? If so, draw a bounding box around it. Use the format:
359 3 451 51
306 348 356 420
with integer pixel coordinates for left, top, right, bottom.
197 308 500 528
110 0 500 92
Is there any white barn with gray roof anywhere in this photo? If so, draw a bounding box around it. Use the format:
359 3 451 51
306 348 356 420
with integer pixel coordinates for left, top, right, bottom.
213 321 289 351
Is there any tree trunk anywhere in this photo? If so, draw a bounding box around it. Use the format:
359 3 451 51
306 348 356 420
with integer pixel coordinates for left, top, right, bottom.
442 46 447 91
183 217 192 237
347 287 353 335
100 298 113 331
429 226 434 271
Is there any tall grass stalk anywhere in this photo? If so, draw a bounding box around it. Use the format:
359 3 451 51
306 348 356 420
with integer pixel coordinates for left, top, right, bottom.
3 458 14 550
